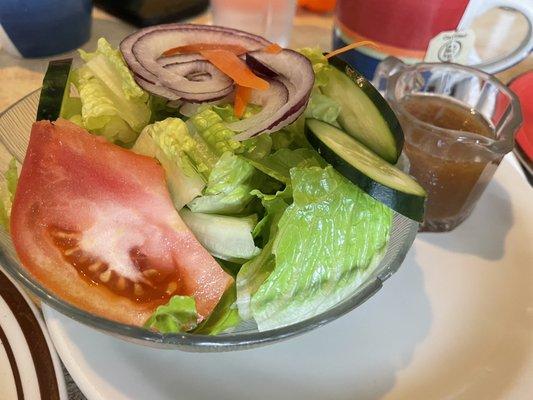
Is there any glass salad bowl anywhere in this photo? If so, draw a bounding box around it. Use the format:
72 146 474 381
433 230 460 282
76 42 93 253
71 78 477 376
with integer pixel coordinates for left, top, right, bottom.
0 90 419 352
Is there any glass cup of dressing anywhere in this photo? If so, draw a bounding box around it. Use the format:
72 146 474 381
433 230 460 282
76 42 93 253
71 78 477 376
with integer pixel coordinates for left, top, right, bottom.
374 58 522 232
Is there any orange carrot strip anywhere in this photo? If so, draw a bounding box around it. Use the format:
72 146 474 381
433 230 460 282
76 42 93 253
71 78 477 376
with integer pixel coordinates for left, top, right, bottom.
162 43 249 57
325 41 379 59
200 49 270 90
263 43 283 54
234 85 252 118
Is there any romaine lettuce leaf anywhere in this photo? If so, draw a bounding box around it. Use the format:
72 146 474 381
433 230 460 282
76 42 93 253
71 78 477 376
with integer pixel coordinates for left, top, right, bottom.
193 285 241 335
188 109 241 155
132 120 205 209
144 295 198 333
212 103 262 123
236 195 288 321
244 148 325 184
298 47 341 125
72 38 150 145
250 166 392 331
241 134 272 161
79 38 147 101
0 158 18 230
187 152 257 214
179 209 260 262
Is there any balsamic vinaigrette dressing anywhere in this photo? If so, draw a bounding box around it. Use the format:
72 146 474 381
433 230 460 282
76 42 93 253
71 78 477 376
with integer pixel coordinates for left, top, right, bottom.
399 95 496 230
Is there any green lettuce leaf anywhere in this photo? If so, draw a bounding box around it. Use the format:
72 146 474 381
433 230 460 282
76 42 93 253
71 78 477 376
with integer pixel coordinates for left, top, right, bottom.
270 115 311 151
0 158 18 230
244 148 325 185
250 166 392 331
79 38 147 101
193 285 241 335
72 38 150 145
236 195 289 321
179 209 260 262
187 109 241 155
132 119 206 209
298 47 333 88
241 134 273 161
144 295 198 333
212 103 262 123
304 88 341 125
187 152 257 214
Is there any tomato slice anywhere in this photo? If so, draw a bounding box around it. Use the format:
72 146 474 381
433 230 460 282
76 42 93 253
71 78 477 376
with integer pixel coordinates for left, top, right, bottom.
11 119 233 326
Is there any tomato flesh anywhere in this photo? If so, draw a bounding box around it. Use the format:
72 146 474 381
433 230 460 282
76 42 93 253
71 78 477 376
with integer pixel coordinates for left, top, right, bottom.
10 120 233 326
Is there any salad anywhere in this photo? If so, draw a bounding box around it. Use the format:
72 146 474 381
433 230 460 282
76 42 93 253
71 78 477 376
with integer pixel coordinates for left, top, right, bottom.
3 24 425 334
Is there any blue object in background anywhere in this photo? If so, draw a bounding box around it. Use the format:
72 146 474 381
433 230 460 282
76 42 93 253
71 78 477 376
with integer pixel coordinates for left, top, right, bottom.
332 30 380 80
0 0 92 58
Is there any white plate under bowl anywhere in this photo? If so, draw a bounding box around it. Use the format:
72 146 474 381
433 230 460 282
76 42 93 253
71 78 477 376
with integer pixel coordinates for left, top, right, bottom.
43 156 532 400
0 268 67 400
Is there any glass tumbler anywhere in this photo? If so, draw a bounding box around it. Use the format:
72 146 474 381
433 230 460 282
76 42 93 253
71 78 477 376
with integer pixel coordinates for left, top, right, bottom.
374 58 522 232
210 0 297 46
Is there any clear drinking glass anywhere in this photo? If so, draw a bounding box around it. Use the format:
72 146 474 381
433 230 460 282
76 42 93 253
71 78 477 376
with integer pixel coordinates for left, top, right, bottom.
210 0 297 46
374 58 522 232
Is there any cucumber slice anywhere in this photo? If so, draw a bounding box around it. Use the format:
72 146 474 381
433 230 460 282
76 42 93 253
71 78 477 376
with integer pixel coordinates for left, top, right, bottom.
37 58 73 121
306 118 426 222
321 57 403 164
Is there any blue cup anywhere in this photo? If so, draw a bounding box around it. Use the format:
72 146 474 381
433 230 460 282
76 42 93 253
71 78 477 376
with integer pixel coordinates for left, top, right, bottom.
0 0 92 58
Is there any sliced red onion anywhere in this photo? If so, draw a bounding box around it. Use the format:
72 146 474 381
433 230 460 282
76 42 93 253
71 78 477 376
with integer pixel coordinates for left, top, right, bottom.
133 75 182 101
232 49 314 140
226 80 288 132
157 53 204 67
163 60 232 91
120 24 270 101
179 95 232 117
245 53 279 79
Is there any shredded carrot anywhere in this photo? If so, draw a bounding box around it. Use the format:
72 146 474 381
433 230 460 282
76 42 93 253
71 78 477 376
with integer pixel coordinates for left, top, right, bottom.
263 43 283 54
162 43 249 57
325 41 378 59
234 85 252 118
200 49 270 90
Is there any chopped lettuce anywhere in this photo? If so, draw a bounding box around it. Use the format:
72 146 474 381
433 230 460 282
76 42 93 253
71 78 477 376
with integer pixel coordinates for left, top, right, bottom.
250 166 392 331
144 295 198 334
298 47 333 88
236 195 288 321
212 103 262 123
132 119 205 209
193 285 241 335
188 109 241 155
298 47 341 125
179 209 260 262
244 148 325 185
304 89 341 124
71 38 150 145
187 152 257 214
241 134 273 161
271 116 310 151
0 158 18 230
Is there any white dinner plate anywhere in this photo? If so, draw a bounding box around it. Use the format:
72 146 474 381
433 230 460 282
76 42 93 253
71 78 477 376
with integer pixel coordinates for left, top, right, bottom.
0 268 67 400
43 155 532 400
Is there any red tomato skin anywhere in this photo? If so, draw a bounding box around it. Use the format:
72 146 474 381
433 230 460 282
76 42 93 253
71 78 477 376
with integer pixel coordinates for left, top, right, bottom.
11 119 233 326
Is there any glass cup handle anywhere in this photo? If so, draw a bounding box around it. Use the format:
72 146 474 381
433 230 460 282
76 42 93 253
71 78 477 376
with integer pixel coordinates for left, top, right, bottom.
457 0 533 73
371 56 408 95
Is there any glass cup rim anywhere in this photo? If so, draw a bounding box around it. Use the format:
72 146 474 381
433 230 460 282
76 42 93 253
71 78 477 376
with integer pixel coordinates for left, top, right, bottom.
388 62 522 155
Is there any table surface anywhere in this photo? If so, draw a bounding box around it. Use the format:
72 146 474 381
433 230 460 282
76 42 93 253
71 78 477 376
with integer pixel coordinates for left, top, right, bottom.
0 6 531 400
